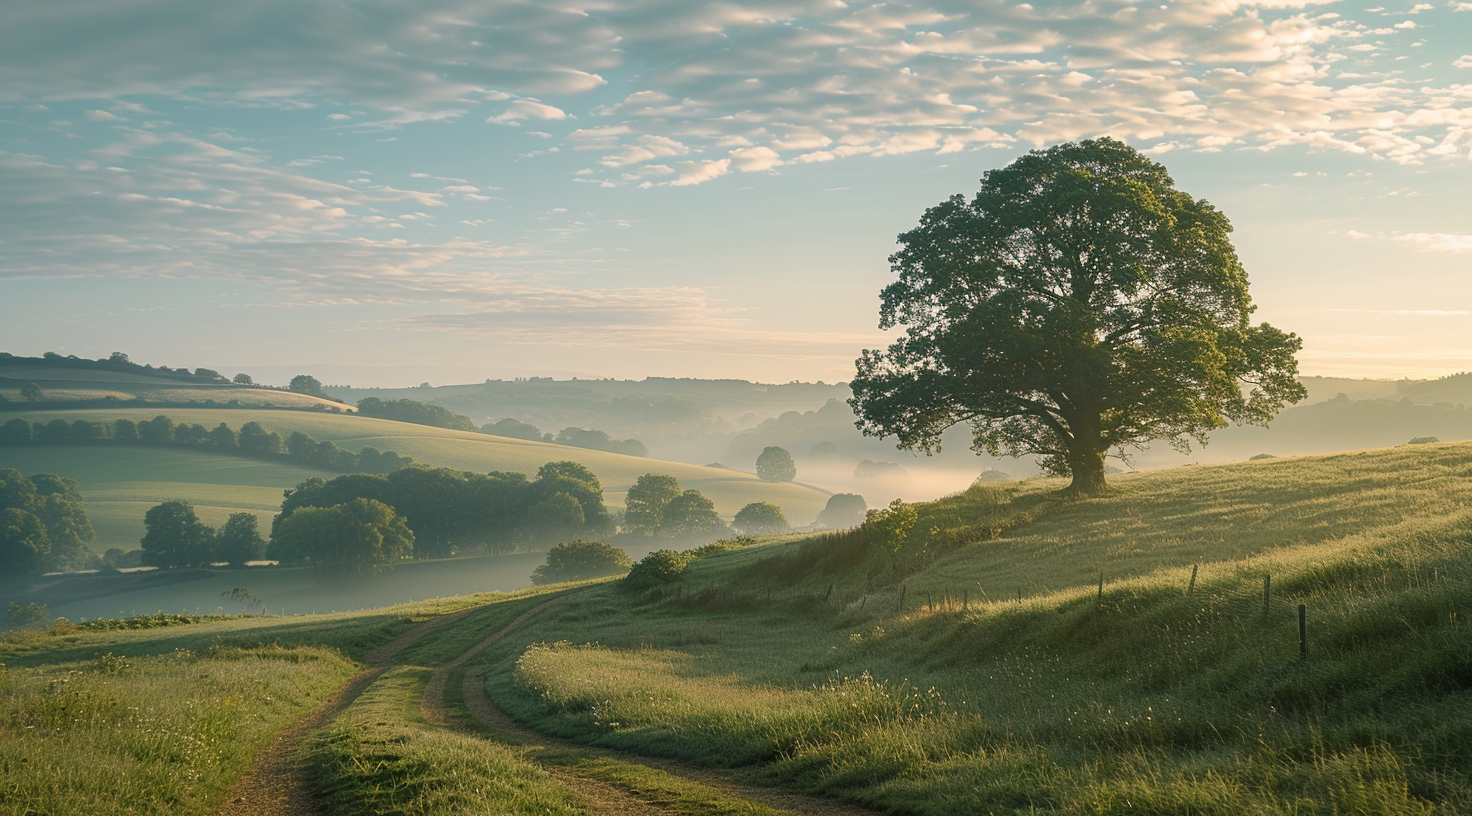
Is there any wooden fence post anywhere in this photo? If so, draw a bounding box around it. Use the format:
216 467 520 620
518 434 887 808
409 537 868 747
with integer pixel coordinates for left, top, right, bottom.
1096 571 1105 605
1187 564 1199 596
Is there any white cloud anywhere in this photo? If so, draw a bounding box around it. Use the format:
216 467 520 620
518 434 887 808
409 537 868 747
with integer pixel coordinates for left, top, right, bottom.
1395 232 1472 252
487 100 570 124
666 159 730 187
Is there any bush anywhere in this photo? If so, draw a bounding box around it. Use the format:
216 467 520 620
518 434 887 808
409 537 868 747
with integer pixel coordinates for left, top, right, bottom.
623 549 695 589
733 502 789 535
531 540 632 585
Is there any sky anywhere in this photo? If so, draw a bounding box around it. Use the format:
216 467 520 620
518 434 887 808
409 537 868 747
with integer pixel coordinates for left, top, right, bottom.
1 0 1469 388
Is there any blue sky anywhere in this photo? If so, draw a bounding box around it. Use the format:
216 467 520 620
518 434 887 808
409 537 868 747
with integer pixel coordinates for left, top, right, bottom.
2 0 1469 387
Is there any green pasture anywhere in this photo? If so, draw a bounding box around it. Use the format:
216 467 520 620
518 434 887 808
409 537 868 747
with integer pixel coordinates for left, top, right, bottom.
473 441 1472 814
0 445 333 549
6 440 1470 814
0 364 347 410
5 408 833 523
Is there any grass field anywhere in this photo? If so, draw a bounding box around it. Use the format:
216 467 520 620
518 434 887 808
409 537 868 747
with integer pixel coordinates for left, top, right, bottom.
5 408 833 528
0 364 349 410
0 445 334 548
472 441 1472 814
7 440 1470 814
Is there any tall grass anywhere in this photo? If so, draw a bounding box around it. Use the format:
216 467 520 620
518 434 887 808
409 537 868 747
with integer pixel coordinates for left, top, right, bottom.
305 666 584 816
486 444 1472 814
0 644 357 816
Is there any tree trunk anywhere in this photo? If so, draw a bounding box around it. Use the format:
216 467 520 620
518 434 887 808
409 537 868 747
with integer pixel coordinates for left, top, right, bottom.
1066 452 1108 495
1064 410 1109 496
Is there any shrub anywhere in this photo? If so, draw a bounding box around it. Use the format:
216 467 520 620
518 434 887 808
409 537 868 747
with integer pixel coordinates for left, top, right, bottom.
531 540 632 585
623 549 695 588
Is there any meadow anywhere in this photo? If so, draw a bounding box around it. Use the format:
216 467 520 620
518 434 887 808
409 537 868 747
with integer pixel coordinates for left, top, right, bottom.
3 407 834 533
4 441 1470 814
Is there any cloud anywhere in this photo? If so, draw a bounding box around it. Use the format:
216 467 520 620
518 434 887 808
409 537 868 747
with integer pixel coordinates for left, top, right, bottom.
487 100 570 124
1394 232 1472 252
5 0 1467 175
666 158 730 186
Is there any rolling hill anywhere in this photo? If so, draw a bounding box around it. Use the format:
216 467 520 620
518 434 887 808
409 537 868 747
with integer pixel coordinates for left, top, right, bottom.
6 438 1471 815
1 407 834 552
0 358 349 411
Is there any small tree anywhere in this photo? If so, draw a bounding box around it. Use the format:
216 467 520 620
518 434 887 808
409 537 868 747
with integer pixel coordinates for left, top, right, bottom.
732 502 789 535
0 508 51 584
269 498 413 581
530 540 632 585
140 501 214 568
816 493 868 529
288 374 324 397
864 499 918 559
215 512 265 566
662 489 729 538
20 382 43 402
755 446 797 482
232 373 254 385
622 473 681 536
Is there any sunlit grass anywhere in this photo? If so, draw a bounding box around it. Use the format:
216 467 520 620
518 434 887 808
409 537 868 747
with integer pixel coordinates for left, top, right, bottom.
483 442 1472 814
0 643 358 816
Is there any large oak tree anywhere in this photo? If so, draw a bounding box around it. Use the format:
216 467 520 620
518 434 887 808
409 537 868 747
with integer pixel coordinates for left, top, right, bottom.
851 138 1306 495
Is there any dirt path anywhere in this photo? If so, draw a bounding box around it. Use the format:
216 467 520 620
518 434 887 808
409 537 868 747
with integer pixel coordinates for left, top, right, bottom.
423 597 883 816
216 605 492 816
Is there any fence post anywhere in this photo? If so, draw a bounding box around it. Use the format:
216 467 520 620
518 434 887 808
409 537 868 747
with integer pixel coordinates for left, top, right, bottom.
1017 587 1022 603
963 589 968 611
1187 564 1198 596
825 583 834 602
1096 571 1105 605
1262 575 1271 618
1299 604 1308 660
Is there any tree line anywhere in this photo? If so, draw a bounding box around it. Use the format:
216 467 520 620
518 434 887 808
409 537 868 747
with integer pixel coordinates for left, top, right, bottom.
356 396 649 457
0 415 416 474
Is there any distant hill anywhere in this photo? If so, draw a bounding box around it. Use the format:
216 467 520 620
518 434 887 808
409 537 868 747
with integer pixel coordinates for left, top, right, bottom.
1 407 834 551
0 352 349 412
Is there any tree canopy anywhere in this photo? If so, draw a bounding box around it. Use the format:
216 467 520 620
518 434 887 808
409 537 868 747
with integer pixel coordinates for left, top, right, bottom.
621 473 682 536
662 489 729 538
815 493 868 529
0 468 96 577
530 540 632 585
755 446 797 482
270 498 412 581
289 374 324 397
850 138 1306 494
732 502 789 535
140 500 214 568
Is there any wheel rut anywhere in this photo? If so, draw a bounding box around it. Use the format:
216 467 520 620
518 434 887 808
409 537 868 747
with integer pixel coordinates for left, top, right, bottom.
215 604 492 816
423 595 884 816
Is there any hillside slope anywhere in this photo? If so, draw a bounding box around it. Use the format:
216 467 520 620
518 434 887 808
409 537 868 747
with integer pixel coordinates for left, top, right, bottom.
474 440 1472 815
2 408 834 549
0 361 348 411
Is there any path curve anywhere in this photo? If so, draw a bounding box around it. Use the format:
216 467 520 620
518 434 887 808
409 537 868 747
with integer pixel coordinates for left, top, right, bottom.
216 603 498 816
424 596 884 816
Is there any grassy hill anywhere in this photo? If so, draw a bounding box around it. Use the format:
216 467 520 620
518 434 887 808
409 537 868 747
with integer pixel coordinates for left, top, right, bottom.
4 440 1471 814
0 445 330 548
1 407 834 551
0 361 349 411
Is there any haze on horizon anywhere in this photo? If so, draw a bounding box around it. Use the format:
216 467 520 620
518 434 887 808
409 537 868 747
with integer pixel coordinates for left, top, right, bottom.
2 0 1469 389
